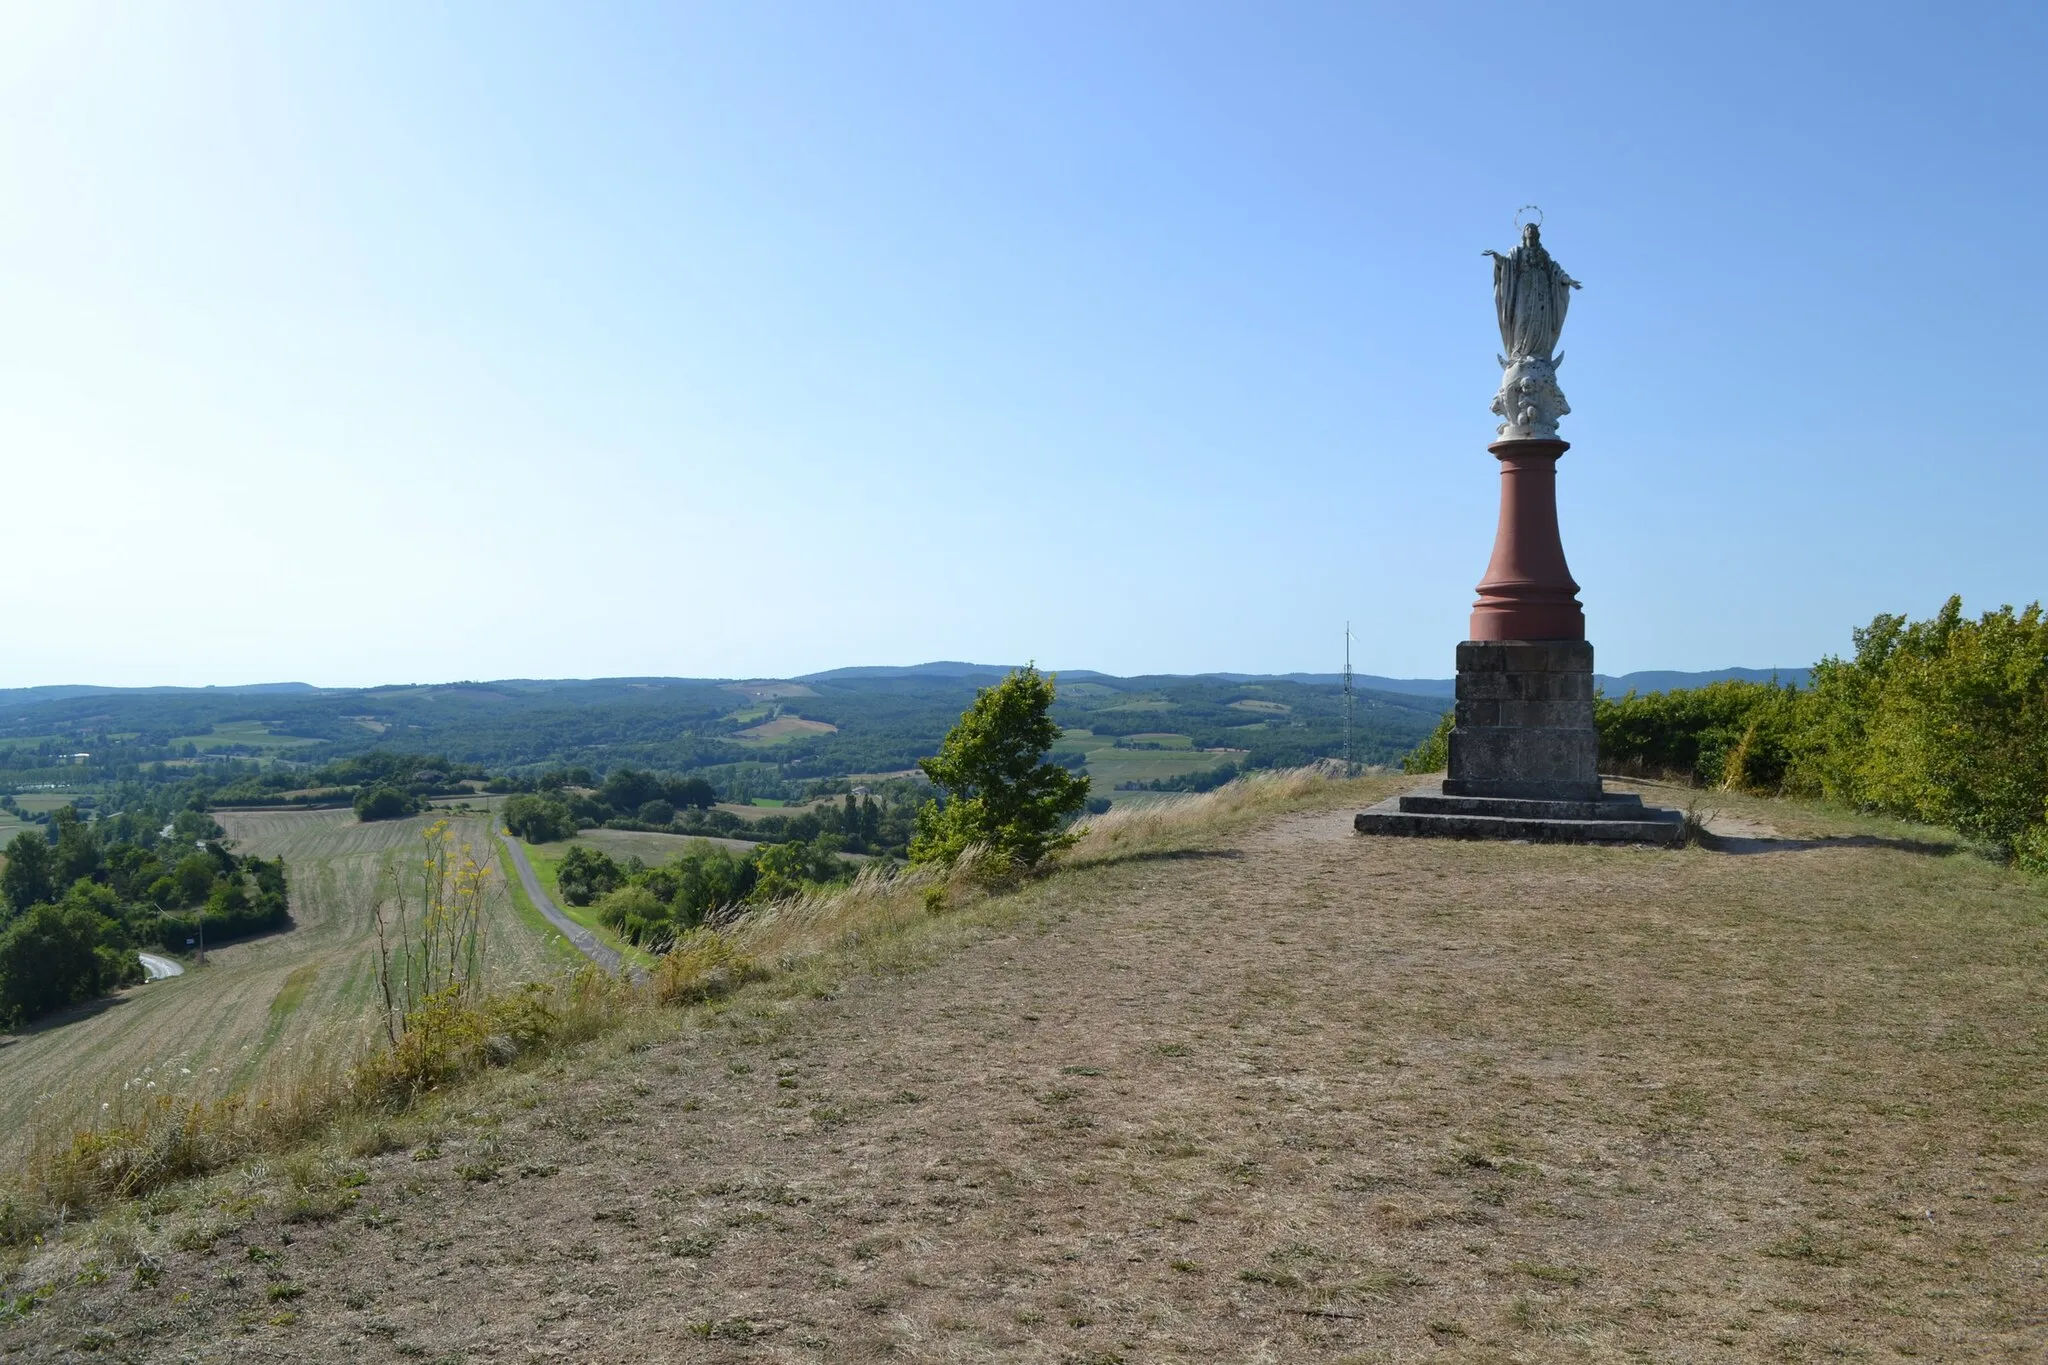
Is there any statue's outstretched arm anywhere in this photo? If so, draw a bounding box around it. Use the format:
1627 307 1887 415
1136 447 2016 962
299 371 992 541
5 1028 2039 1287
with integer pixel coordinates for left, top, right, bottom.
1481 249 1505 260
1560 272 1582 290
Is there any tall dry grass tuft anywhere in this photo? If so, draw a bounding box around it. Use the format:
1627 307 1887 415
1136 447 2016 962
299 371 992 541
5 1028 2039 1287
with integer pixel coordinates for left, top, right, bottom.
4 765 1374 1242
1069 760 1371 861
11 1027 368 1232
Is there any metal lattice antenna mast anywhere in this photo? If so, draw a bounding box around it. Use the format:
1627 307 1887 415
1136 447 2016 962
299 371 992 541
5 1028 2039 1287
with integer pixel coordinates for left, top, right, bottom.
1343 622 1355 771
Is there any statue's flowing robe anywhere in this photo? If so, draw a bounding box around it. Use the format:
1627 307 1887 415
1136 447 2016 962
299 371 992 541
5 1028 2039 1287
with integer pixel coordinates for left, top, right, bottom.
1492 246 1573 360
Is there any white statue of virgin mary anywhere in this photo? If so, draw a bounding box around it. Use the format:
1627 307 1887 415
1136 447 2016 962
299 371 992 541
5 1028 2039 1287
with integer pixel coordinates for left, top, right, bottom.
1482 223 1581 440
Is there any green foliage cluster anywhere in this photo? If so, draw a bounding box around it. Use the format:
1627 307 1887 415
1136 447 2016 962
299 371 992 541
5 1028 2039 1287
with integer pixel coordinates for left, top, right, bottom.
1595 680 1803 789
208 752 487 810
352 787 420 822
501 793 578 844
0 804 290 1024
0 894 143 1026
911 666 1090 870
1591 597 2048 866
1802 598 2048 865
558 837 855 949
698 788 911 855
505 771 918 858
1401 710 1454 775
501 769 720 843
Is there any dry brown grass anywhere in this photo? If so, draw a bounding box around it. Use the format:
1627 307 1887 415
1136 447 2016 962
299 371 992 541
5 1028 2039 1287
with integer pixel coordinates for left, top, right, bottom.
3 768 2044 1362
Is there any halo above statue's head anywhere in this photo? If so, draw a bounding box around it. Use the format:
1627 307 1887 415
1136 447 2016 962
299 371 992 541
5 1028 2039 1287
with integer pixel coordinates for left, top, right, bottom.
1512 204 1544 230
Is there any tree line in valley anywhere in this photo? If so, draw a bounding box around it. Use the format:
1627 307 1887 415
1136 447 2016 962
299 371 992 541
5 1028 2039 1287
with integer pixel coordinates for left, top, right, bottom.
500 766 921 856
0 789 289 1025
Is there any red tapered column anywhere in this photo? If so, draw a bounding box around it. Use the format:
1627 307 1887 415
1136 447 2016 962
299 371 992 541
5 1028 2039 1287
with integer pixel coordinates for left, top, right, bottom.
1469 437 1584 642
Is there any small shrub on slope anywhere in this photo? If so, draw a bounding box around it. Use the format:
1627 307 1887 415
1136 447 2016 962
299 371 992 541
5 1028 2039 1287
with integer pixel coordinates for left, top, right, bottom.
1401 712 1452 774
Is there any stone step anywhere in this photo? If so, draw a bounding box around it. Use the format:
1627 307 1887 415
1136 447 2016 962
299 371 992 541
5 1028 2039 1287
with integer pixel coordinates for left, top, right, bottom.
1398 790 1648 821
1354 795 1685 847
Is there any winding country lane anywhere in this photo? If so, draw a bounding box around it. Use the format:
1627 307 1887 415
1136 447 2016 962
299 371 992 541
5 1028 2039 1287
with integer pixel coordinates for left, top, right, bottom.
136 952 184 981
496 832 625 975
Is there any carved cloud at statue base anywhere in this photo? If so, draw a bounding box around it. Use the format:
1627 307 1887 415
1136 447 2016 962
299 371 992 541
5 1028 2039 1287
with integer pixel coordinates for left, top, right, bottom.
1490 354 1569 441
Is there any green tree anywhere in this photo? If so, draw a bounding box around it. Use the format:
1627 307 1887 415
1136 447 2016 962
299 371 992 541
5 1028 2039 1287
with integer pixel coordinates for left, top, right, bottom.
170 809 224 843
671 845 754 924
665 776 718 810
172 852 217 907
2 831 57 916
749 841 815 903
600 768 663 815
503 793 577 843
910 665 1090 869
556 844 623 906
49 807 101 887
0 894 140 1024
354 787 417 822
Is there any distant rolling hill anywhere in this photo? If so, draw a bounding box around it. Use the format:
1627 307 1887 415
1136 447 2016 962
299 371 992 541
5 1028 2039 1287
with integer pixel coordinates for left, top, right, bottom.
803 662 1811 698
0 663 1808 791
0 682 321 711
1228 666 1813 698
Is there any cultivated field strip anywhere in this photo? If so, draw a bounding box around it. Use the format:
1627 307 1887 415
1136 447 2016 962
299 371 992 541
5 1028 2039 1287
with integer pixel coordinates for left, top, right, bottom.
0 810 563 1152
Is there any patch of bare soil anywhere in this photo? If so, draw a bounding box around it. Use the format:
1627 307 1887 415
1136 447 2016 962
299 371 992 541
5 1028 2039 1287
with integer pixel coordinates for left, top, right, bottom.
10 791 2047 1362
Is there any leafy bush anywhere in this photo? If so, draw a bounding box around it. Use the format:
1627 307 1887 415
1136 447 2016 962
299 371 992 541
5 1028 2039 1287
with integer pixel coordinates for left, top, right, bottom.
1594 680 1802 788
648 842 756 927
353 787 418 822
911 666 1090 869
594 884 665 943
1401 711 1453 774
555 845 624 907
502 793 576 844
1590 597 2047 864
1810 598 2048 857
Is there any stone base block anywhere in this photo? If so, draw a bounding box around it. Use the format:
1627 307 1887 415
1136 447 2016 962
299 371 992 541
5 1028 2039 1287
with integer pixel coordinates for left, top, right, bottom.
1355 783 1684 846
1446 639 1600 802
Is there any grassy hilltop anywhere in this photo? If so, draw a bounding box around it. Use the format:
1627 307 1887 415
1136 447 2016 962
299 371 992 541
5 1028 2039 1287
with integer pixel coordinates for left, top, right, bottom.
2 771 2042 1361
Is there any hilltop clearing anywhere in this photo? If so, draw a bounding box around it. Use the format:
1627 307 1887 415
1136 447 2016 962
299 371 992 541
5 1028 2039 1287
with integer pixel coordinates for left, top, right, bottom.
3 776 2044 1361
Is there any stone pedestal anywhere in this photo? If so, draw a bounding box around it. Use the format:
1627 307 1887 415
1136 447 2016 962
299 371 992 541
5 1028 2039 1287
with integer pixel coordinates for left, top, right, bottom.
1448 437 1601 803
1354 782 1683 845
1355 434 1683 845
1445 639 1600 802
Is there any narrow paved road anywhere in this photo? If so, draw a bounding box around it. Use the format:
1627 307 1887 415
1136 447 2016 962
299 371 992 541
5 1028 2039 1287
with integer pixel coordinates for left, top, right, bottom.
497 833 625 975
137 952 184 981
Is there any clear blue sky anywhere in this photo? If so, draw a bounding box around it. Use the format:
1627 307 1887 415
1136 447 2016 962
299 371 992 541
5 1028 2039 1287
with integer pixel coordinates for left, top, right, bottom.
2 2 2040 687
